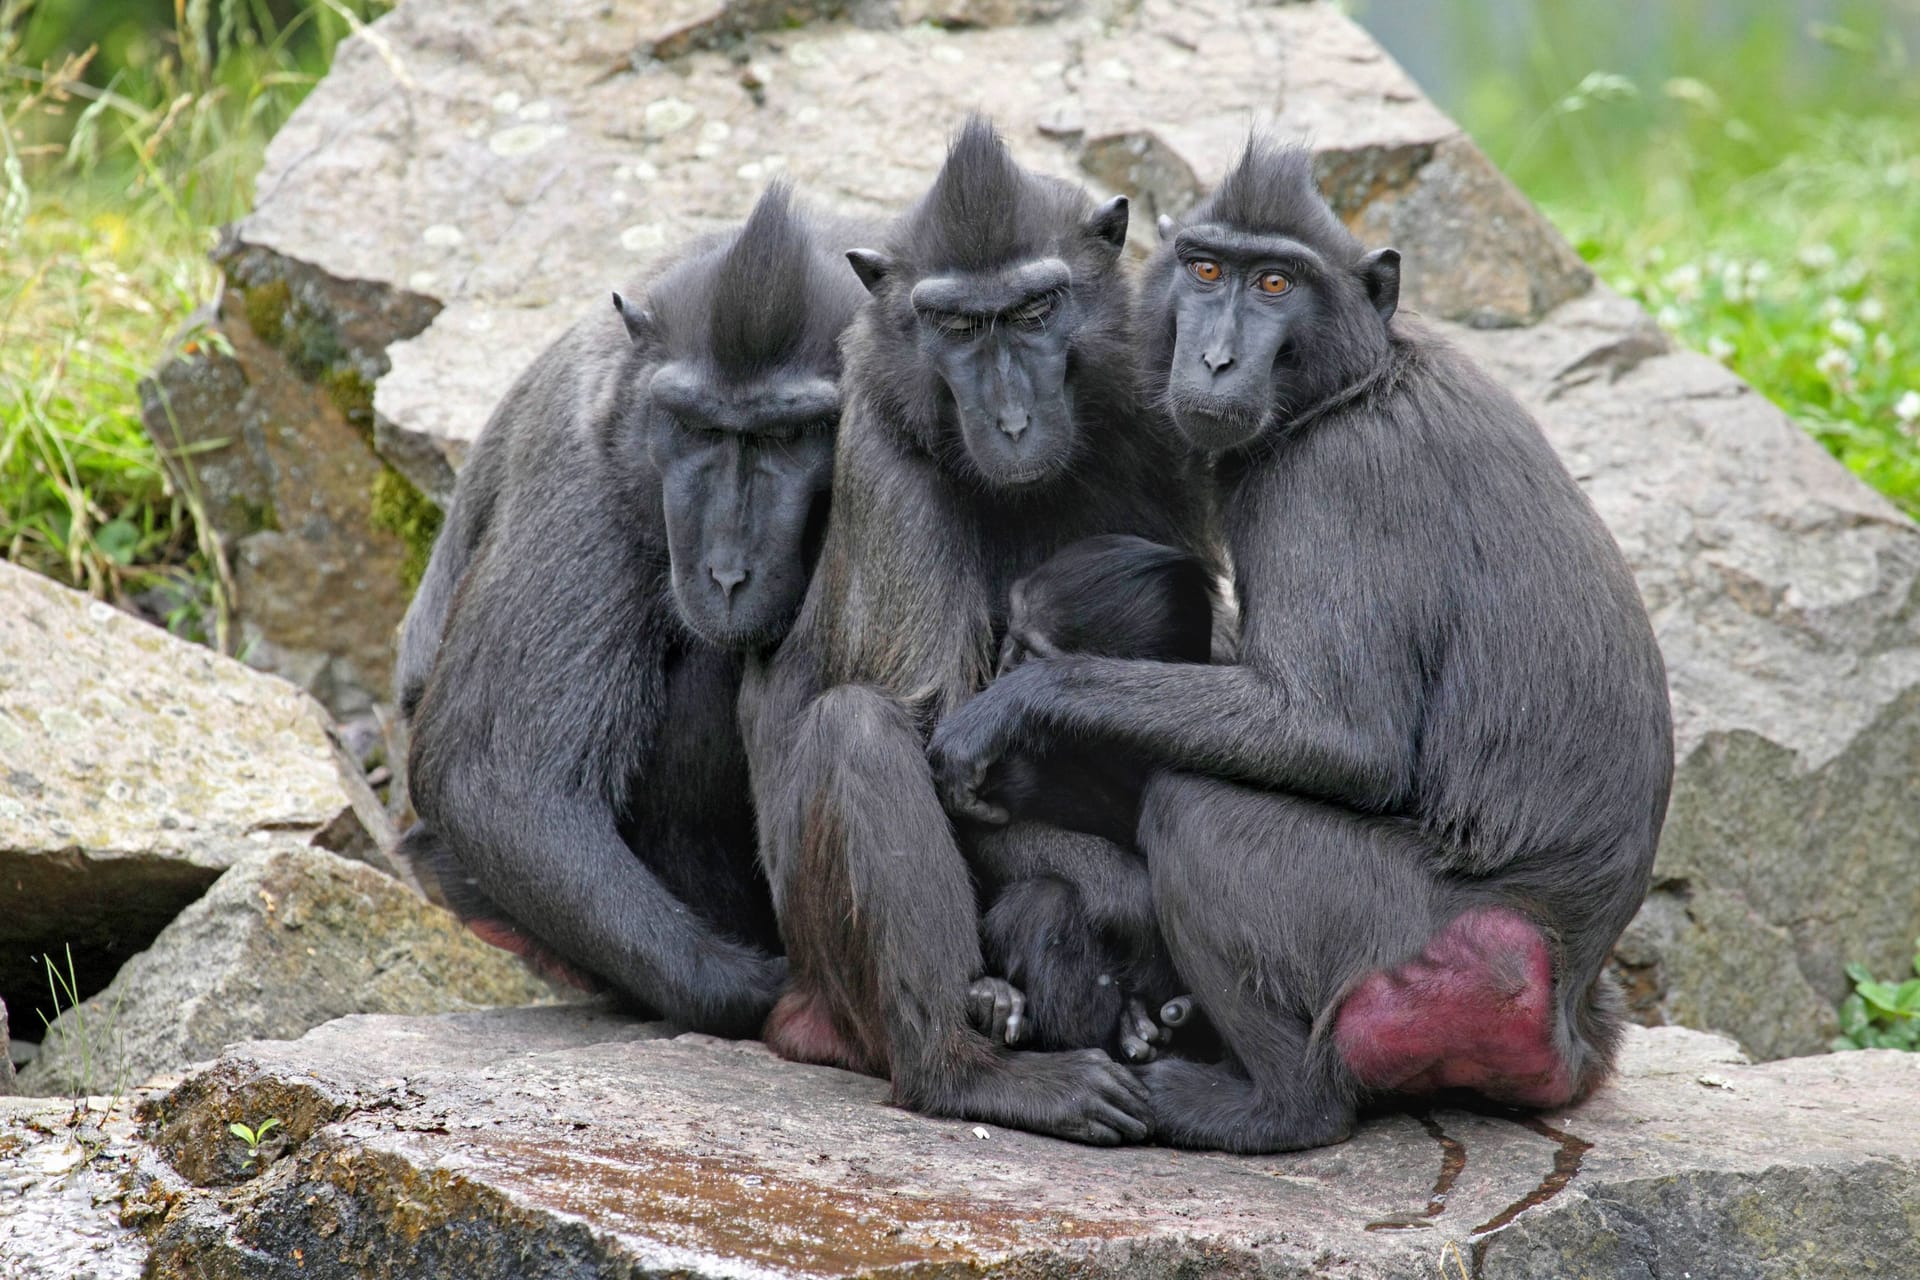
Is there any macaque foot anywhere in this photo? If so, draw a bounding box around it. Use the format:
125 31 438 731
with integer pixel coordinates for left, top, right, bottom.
968 976 1028 1046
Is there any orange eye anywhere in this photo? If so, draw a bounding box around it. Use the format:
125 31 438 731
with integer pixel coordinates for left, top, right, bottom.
1258 272 1291 295
1187 259 1222 283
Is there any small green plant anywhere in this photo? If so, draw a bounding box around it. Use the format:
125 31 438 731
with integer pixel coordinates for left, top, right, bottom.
229 1116 284 1167
1830 940 1920 1052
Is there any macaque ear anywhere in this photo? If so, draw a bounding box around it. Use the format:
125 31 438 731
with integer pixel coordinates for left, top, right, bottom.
845 249 893 295
1084 195 1129 252
611 292 654 345
1156 214 1176 242
1360 248 1401 324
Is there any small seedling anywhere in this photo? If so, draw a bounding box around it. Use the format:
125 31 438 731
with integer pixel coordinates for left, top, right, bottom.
230 1118 284 1167
1831 939 1920 1052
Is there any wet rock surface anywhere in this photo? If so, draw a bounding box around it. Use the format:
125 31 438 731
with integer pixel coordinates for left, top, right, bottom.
0 1091 182 1280
128 1008 1920 1279
0 560 364 1024
18 844 560 1099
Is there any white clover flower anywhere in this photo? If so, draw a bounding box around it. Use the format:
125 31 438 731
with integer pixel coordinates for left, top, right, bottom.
1664 77 1720 111
1746 259 1773 284
1609 276 1639 296
1662 263 1703 299
1835 260 1868 288
1858 296 1886 324
1707 336 1736 362
1874 332 1896 361
1829 317 1867 346
1821 296 1848 319
1799 243 1840 271
1896 390 1920 425
1656 304 1684 329
1815 347 1856 380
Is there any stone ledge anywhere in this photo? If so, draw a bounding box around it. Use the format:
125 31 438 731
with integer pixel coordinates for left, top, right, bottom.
132 1009 1920 1278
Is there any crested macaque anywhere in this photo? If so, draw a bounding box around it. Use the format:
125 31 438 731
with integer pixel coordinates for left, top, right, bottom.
967 536 1216 1063
741 117 1210 1144
930 141 1672 1153
395 185 873 1035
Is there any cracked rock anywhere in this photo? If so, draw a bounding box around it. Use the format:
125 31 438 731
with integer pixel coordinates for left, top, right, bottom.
135 1008 1920 1278
16 844 562 1099
0 560 367 1026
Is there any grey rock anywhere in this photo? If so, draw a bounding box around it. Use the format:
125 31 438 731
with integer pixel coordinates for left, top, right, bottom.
0 997 13 1092
206 0 1579 511
138 282 429 718
18 843 561 1098
1441 289 1920 1058
137 1010 1920 1278
0 560 364 1028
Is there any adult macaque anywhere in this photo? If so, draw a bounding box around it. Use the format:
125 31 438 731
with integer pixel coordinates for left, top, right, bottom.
396 186 871 1036
930 142 1672 1153
743 119 1209 1143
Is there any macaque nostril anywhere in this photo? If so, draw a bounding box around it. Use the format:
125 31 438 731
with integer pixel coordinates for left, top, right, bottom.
1202 349 1235 375
709 564 748 599
998 411 1029 440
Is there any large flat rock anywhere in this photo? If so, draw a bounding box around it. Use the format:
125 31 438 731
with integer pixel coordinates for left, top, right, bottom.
136 1006 1920 1278
0 560 364 1021
224 0 1581 506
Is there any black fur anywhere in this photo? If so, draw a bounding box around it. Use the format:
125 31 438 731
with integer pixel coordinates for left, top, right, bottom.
395 187 871 1036
930 141 1673 1152
972 536 1217 1062
742 118 1209 1144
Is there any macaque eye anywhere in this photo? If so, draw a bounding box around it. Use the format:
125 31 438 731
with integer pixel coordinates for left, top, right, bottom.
932 311 988 337
1257 271 1291 295
672 417 725 443
1004 292 1059 329
1187 259 1223 284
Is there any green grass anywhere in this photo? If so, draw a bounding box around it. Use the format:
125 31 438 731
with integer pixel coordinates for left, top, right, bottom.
1409 3 1920 516
0 0 385 639
1535 106 1919 517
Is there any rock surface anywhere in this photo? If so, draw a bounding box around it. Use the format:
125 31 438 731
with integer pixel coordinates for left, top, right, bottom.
0 559 365 1025
0 996 13 1092
128 1007 1920 1279
139 290 426 718
18 843 558 1098
0 1092 180 1280
145 0 1920 1055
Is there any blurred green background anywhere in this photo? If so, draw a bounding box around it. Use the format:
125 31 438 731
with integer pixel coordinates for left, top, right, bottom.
2 0 1918 632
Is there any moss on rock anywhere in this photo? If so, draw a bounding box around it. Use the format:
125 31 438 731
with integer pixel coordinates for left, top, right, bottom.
370 467 443 592
241 279 291 348
322 366 376 439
